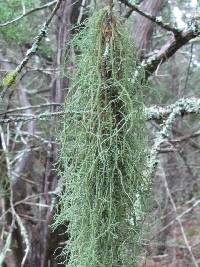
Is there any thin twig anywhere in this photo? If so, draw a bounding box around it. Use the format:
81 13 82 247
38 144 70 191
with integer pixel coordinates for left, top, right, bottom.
0 111 65 123
0 110 89 123
0 103 62 116
152 199 200 239
0 1 57 27
77 0 86 24
15 214 30 267
183 43 194 92
162 169 199 267
170 130 200 143
0 192 57 221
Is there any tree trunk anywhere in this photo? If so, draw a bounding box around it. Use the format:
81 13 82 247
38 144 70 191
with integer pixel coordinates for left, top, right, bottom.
133 0 164 57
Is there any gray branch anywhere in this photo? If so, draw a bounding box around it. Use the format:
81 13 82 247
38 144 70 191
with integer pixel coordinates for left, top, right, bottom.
1 98 200 123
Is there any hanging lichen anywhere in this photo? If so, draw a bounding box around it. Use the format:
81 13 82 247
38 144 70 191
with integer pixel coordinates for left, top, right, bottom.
54 6 149 267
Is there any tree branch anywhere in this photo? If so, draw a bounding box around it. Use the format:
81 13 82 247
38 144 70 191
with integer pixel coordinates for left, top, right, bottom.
119 0 200 77
0 98 200 123
119 0 181 35
145 97 200 120
0 0 64 99
0 111 65 123
146 97 200 175
0 1 57 27
143 28 199 77
0 103 62 116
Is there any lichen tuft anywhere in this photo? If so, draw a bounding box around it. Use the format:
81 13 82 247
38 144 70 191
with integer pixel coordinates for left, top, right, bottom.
53 8 149 267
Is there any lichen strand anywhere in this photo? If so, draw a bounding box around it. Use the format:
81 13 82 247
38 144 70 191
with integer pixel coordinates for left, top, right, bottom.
54 8 148 267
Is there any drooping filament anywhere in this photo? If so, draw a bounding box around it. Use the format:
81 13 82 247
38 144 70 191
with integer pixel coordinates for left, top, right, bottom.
54 7 148 267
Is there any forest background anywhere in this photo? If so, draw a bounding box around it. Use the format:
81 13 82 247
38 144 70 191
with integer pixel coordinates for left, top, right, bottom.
0 0 200 266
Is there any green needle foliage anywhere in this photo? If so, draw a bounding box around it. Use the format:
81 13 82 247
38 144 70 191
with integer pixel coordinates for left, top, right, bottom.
54 6 149 267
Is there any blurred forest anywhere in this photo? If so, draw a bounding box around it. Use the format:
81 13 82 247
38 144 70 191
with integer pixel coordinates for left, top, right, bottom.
0 0 200 266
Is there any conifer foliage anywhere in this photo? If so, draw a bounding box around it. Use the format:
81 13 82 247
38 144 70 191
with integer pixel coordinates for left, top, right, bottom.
54 5 148 267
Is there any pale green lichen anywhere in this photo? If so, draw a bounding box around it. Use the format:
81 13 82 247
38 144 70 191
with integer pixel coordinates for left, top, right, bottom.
145 97 200 120
156 16 163 23
2 71 17 87
147 97 200 173
53 8 149 267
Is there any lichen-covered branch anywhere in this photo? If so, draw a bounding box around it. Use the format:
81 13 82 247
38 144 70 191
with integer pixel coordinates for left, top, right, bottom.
147 97 200 174
1 97 200 123
119 0 181 35
0 0 63 99
148 104 181 174
145 97 200 120
143 28 200 77
0 111 65 123
0 227 13 266
119 0 200 77
0 0 57 27
15 214 30 267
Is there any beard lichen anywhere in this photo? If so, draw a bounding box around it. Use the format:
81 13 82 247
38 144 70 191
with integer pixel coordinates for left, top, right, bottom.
54 7 149 267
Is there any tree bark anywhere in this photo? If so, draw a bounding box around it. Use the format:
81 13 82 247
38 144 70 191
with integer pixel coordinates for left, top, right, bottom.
133 0 164 56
